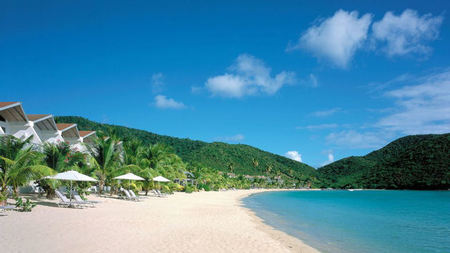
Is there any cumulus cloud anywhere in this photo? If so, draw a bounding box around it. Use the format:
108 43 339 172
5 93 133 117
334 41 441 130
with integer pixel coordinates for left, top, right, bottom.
151 73 165 93
205 54 295 98
154 95 186 109
321 151 335 166
377 69 450 134
291 10 372 68
372 9 443 57
285 151 302 162
312 108 342 117
326 130 388 149
214 134 245 143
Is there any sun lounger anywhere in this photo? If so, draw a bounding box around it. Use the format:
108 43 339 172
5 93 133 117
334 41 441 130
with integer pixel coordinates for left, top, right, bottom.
128 190 141 201
71 191 100 207
55 190 87 208
122 189 138 201
155 189 167 198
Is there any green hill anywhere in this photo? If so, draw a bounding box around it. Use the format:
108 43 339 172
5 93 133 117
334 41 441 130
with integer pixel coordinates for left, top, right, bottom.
317 134 450 189
55 116 317 178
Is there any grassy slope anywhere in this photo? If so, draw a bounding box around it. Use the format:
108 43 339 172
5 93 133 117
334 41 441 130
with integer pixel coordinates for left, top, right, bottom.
317 134 450 189
55 116 316 177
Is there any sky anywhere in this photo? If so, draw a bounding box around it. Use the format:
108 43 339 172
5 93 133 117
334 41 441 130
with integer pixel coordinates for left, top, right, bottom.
1 0 449 167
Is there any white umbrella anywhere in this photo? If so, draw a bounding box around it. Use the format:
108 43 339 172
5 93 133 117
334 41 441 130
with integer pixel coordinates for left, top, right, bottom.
114 173 144 181
45 170 97 203
48 170 98 182
114 173 144 191
153 176 170 192
153 176 170 182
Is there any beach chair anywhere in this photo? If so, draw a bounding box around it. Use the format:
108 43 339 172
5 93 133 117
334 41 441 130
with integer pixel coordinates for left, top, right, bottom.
122 189 137 201
128 190 141 201
156 189 167 198
72 191 101 207
55 190 86 208
0 205 16 215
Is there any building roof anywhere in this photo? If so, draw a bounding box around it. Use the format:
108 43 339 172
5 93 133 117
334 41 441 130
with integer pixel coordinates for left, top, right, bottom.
27 114 50 121
56 123 79 138
0 102 28 122
28 114 57 131
56 123 76 131
0 102 19 108
79 130 95 137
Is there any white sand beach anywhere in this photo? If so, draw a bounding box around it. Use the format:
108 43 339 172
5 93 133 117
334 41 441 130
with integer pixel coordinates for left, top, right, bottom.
0 190 319 253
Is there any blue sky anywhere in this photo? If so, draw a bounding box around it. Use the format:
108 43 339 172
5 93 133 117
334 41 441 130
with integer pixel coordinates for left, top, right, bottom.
1 0 449 167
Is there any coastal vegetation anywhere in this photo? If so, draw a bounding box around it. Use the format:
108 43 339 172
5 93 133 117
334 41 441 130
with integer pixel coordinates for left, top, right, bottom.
55 116 319 187
1 118 448 205
0 136 53 202
318 134 450 189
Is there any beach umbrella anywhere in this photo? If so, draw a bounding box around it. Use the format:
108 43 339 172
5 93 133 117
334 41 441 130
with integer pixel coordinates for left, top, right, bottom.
114 173 144 190
45 170 97 203
152 176 170 191
153 176 170 182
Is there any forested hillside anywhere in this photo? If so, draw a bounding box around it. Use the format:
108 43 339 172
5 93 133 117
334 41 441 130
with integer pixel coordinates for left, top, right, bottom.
55 116 317 178
318 134 450 189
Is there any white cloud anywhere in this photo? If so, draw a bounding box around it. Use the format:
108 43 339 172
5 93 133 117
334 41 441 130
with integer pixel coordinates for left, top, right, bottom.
312 108 341 117
321 151 335 166
285 151 302 162
326 130 388 149
297 124 339 130
151 73 165 93
292 10 372 68
378 69 450 134
372 9 443 57
214 134 245 142
154 95 186 109
205 54 295 98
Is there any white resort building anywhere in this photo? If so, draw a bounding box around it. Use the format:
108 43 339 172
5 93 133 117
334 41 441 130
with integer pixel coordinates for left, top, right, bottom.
0 101 96 151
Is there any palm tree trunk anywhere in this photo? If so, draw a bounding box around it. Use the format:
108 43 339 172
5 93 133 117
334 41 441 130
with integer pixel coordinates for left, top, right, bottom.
46 189 56 199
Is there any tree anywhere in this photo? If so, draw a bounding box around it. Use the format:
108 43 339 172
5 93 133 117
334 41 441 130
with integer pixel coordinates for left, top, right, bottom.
136 144 186 194
87 135 122 195
0 136 53 202
228 162 234 173
252 158 259 172
266 164 272 174
40 142 86 198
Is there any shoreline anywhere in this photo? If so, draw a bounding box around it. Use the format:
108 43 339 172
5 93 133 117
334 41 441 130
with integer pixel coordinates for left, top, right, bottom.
237 189 320 253
0 189 320 253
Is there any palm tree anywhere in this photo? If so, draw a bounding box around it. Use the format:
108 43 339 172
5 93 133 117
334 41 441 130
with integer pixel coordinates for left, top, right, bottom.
0 136 53 203
138 143 172 169
87 135 122 195
136 144 185 195
40 142 86 198
123 139 142 165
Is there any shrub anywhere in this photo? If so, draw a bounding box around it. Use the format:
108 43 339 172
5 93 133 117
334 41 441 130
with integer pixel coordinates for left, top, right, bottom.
184 185 195 193
15 197 36 212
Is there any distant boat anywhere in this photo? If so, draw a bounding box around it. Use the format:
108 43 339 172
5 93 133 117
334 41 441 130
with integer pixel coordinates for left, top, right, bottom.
348 189 355 191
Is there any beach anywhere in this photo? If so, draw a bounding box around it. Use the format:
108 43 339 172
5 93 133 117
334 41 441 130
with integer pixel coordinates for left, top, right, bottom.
0 190 319 253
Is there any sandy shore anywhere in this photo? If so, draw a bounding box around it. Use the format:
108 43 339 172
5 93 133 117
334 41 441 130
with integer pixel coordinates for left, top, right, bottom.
0 189 319 253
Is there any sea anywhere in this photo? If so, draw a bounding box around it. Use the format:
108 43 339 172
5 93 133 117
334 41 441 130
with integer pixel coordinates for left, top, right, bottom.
243 190 450 253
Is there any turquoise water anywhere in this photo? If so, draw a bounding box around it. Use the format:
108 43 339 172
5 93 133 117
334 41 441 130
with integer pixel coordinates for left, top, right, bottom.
243 190 450 253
